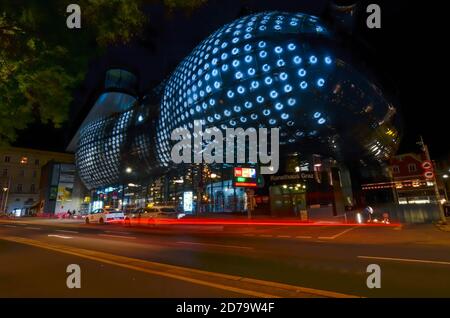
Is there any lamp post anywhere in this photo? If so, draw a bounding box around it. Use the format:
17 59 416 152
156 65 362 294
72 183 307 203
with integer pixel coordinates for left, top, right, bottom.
442 174 449 202
2 187 9 214
2 176 11 214
417 136 447 224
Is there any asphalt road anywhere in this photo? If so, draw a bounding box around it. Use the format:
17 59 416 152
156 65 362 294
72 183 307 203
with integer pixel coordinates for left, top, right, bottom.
1 218 450 297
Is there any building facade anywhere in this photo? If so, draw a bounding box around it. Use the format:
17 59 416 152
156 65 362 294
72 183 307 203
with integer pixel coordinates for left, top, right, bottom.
69 12 401 221
0 147 74 216
39 161 89 216
361 152 446 222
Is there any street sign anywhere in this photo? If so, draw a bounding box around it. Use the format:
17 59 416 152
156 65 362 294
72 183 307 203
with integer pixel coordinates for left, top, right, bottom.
422 160 434 179
424 171 434 179
421 160 433 170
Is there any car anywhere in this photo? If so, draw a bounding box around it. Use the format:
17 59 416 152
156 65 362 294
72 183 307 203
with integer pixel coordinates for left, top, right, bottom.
124 206 183 225
85 208 125 224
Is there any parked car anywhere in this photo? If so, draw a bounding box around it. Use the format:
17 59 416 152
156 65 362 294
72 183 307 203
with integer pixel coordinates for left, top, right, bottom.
124 206 183 225
85 208 125 224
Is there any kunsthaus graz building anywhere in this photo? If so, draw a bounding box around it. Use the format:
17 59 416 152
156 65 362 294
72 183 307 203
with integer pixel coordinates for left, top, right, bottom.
67 11 401 220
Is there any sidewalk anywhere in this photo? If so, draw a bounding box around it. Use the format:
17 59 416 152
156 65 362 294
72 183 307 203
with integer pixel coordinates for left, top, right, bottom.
436 219 450 232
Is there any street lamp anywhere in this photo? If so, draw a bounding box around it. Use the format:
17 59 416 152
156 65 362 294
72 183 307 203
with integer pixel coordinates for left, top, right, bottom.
125 167 132 173
210 173 217 179
443 174 449 179
2 187 8 214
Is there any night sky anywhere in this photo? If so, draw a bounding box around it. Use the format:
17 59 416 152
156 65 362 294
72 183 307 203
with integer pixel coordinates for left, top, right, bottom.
13 0 448 158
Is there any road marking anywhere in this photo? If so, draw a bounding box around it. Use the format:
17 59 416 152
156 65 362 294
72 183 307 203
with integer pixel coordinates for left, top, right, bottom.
0 235 359 298
105 230 131 235
177 241 253 250
243 234 255 237
2 225 17 228
47 234 72 239
55 230 79 234
277 235 291 238
358 256 450 266
296 236 312 239
318 227 357 240
259 234 273 237
25 227 41 230
98 234 136 239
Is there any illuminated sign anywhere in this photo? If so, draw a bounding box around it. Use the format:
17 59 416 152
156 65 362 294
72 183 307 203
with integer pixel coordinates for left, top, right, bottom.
234 167 256 178
92 200 103 211
234 167 258 187
183 191 193 212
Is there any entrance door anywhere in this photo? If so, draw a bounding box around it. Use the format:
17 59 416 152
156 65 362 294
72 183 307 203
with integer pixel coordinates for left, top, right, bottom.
270 185 306 217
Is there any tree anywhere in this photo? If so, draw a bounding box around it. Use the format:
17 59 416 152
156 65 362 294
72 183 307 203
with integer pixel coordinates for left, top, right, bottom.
0 0 206 146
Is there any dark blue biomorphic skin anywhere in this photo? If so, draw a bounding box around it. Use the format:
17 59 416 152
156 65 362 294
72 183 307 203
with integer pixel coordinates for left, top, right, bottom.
76 12 401 189
156 11 400 166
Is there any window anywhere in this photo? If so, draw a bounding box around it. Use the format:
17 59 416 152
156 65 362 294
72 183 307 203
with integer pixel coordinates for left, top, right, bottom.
20 156 28 164
17 184 23 193
392 166 400 174
33 170 37 178
408 163 417 173
2 169 7 177
35 159 39 166
4 156 10 163
30 184 35 193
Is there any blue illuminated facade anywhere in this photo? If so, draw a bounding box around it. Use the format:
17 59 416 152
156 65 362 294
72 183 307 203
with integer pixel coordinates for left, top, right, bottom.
71 12 401 217
157 11 400 167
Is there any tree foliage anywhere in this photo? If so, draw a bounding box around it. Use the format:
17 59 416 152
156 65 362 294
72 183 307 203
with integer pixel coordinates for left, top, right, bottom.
0 0 206 146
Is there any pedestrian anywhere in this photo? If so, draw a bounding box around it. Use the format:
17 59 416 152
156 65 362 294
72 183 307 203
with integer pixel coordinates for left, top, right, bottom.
364 206 374 223
67 209 71 219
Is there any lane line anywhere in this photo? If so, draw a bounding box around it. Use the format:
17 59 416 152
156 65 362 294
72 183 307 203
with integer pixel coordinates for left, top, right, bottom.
176 241 253 250
55 230 79 234
2 225 17 228
25 227 41 230
105 230 131 235
259 234 273 238
277 235 291 238
0 235 359 298
358 256 450 266
98 234 136 240
296 236 312 239
318 226 357 240
47 234 72 239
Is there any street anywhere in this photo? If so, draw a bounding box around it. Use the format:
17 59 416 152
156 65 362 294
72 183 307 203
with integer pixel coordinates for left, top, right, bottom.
1 218 450 297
